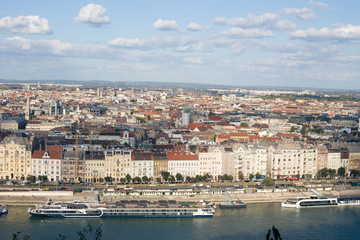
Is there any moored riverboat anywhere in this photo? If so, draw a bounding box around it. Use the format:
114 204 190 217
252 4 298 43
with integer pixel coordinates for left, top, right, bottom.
281 196 339 208
28 199 215 218
219 201 247 209
0 204 8 215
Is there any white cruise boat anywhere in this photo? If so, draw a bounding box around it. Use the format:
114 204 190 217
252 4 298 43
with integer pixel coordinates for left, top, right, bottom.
281 196 339 208
28 199 215 218
0 204 8 215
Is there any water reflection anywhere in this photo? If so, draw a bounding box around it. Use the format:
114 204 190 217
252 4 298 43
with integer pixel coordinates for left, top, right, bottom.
1 204 360 240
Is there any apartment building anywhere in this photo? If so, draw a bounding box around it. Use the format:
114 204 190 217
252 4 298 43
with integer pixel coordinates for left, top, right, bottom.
0 135 32 180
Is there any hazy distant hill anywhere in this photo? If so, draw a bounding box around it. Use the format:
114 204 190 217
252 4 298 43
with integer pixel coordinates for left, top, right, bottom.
0 79 359 93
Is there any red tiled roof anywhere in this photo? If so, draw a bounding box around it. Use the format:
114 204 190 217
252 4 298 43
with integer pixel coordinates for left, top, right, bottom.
47 145 64 152
208 116 222 121
217 134 230 139
167 152 198 160
230 132 248 137
276 133 297 138
32 151 62 159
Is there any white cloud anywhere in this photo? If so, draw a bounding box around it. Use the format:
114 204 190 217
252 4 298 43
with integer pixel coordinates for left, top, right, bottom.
308 0 329 9
221 28 273 38
74 3 110 27
2 36 72 55
214 13 296 30
108 38 146 48
108 36 199 50
153 18 178 31
0 15 52 34
183 57 203 64
187 22 202 32
282 8 316 20
290 24 360 41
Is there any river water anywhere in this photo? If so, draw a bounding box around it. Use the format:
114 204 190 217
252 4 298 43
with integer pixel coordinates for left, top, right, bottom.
1 203 359 240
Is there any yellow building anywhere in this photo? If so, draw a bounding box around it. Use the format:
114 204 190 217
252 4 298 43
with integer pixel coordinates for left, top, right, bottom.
0 135 32 180
104 148 131 182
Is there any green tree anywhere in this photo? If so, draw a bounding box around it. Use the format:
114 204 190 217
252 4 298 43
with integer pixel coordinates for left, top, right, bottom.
39 175 48 182
249 173 255 181
26 175 35 182
125 174 132 183
350 169 360 178
238 172 244 180
195 175 203 182
337 167 346 177
169 175 176 183
185 176 191 182
318 168 328 178
104 176 112 183
156 177 161 183
240 122 249 127
301 125 307 135
328 169 336 179
262 177 275 186
175 173 183 182
142 176 149 183
202 173 211 182
161 171 170 182
98 177 104 183
255 172 262 180
290 126 298 133
133 176 142 183
120 178 126 183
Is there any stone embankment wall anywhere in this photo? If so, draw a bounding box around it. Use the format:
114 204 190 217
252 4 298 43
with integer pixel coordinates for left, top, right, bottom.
1 189 359 206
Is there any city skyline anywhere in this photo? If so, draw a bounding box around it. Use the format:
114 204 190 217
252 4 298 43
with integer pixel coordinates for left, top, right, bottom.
1 0 360 89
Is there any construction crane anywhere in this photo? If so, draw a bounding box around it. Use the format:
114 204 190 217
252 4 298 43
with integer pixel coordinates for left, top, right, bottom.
75 129 79 180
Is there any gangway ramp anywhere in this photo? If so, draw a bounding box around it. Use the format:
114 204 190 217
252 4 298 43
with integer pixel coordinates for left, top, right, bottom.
224 191 234 203
310 189 323 197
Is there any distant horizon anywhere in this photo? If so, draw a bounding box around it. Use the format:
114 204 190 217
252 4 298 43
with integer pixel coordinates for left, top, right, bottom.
1 78 359 92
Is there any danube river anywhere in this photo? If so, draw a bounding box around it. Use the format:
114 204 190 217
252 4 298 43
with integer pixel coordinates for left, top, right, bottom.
1 203 360 239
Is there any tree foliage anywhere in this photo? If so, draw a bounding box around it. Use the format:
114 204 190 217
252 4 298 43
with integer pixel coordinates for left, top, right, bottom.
290 126 297 133
169 175 176 182
240 122 249 128
301 125 307 135
255 172 262 180
161 171 170 181
125 174 132 183
175 173 183 182
238 172 244 180
133 176 142 183
262 177 275 186
141 176 149 183
104 176 112 183
337 167 346 177
249 173 254 181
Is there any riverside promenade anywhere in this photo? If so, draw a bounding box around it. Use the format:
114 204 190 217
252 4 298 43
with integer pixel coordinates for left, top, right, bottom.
1 188 359 206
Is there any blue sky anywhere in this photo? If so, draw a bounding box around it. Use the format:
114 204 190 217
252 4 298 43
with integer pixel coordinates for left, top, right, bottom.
1 0 360 89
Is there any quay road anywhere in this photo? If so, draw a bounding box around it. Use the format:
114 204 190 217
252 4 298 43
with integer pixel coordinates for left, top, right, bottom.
0 179 358 192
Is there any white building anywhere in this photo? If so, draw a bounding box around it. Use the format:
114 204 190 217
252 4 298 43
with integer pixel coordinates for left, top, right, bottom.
327 149 342 170
31 151 62 182
131 153 154 179
235 144 268 180
270 143 304 179
167 152 199 178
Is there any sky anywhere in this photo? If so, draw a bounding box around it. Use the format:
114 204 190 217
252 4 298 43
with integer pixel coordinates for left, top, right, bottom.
0 0 360 89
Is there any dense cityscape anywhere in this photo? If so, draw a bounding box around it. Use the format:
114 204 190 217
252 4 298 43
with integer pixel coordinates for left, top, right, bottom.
0 82 359 184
